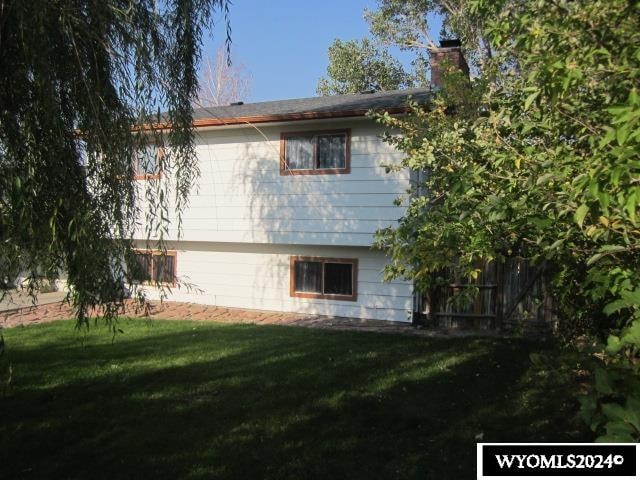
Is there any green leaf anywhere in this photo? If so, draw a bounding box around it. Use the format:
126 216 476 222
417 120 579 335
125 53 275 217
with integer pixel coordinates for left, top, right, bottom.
602 402 640 432
619 318 640 348
536 173 556 185
578 395 597 423
626 195 637 223
529 352 549 367
574 204 589 227
599 127 616 148
599 245 628 253
604 299 629 316
588 245 627 264
621 289 640 307
595 368 614 395
607 105 630 116
605 421 637 437
602 403 628 422
521 122 535 134
549 238 564 250
587 253 604 266
617 126 630 146
627 396 640 415
605 335 623 355
524 90 540 111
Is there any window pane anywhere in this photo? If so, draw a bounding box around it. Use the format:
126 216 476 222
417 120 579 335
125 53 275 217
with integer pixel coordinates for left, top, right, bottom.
153 254 175 284
323 262 353 295
135 145 159 175
76 140 88 167
294 261 322 293
131 253 152 282
317 134 346 169
285 136 314 170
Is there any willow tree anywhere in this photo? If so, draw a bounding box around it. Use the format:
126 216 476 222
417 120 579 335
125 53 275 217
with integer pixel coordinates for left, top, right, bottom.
0 0 230 326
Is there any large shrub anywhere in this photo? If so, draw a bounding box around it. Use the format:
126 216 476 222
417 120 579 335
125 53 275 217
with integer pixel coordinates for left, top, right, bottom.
374 0 640 440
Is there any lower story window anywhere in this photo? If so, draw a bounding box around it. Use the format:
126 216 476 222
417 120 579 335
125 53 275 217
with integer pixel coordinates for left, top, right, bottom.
134 144 163 180
290 256 357 301
131 250 177 285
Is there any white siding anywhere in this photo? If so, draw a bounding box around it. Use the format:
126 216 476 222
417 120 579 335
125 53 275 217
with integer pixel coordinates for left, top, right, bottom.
135 117 409 247
135 241 413 323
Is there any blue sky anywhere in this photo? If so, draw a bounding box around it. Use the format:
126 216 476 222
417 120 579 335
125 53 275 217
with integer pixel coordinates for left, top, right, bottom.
203 0 441 102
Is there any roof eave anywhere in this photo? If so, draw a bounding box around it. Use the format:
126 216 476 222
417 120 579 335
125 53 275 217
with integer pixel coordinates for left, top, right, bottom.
137 106 411 131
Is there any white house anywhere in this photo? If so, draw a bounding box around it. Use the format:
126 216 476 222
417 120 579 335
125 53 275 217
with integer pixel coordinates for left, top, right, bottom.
131 87 435 323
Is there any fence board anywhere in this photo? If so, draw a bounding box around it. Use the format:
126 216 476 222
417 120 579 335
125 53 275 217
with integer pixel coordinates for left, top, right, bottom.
423 258 555 334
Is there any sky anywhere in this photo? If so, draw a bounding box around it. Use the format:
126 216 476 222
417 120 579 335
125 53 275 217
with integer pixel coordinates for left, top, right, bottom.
202 0 442 103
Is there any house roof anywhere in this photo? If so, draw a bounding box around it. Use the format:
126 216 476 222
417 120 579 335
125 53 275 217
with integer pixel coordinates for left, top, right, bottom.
189 88 432 128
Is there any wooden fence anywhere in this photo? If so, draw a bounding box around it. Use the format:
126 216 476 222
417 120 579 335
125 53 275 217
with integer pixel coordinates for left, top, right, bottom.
421 258 556 334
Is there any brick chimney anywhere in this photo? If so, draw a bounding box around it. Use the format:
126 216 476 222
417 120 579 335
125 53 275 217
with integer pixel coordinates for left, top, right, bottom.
429 39 469 89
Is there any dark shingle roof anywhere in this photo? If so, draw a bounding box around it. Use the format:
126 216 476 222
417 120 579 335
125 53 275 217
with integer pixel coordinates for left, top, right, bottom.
190 88 431 127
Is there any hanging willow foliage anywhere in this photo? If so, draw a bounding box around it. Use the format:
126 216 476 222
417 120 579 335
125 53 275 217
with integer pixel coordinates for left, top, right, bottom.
0 0 231 327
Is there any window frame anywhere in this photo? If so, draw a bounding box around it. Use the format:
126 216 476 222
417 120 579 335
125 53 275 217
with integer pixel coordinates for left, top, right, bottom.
131 249 177 286
289 256 358 301
280 129 351 175
134 145 164 181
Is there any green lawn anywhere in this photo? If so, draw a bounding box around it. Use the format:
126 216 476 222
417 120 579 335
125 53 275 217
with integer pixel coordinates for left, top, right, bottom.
0 319 588 479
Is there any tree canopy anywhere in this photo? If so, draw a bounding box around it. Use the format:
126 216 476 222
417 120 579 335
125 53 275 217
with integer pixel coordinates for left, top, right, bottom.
317 0 495 95
364 0 496 72
317 38 416 96
0 0 230 326
372 0 640 440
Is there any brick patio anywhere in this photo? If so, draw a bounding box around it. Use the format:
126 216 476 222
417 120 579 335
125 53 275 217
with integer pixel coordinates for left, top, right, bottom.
0 299 488 337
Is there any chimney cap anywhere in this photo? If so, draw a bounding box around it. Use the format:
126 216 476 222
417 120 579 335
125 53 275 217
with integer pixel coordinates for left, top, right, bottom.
438 39 462 49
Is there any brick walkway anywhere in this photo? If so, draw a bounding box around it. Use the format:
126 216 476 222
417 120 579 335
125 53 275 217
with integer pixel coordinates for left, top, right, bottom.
0 299 489 337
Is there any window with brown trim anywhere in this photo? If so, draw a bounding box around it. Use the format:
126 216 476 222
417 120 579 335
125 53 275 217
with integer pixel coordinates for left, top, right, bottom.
289 256 357 301
131 250 177 285
280 129 350 175
134 145 163 180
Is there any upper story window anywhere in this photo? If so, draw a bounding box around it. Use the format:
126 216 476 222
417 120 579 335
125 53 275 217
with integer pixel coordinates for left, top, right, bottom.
280 129 350 175
134 145 163 180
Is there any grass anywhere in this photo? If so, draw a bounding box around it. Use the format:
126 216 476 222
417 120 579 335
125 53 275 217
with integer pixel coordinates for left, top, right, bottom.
0 318 588 479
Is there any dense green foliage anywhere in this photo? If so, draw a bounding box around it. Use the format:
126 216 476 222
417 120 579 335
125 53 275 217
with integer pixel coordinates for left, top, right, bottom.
0 0 229 325
317 38 416 95
373 0 640 440
1 319 585 479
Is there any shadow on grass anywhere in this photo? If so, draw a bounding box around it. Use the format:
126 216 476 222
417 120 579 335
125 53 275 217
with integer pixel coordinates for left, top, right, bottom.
0 319 588 480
